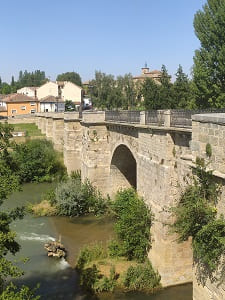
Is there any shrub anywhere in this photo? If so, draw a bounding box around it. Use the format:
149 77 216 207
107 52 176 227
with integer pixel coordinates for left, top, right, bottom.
0 283 40 300
76 243 108 270
55 178 87 216
55 177 110 217
13 139 66 182
111 189 153 262
170 185 217 241
108 239 125 258
94 265 116 292
123 262 161 291
193 217 225 273
79 264 100 292
170 157 224 282
42 187 56 206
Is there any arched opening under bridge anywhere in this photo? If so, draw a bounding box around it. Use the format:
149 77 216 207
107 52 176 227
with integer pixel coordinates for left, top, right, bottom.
110 144 137 195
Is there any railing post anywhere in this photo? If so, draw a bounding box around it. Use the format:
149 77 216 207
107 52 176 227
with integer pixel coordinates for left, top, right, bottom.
140 111 146 125
164 110 171 127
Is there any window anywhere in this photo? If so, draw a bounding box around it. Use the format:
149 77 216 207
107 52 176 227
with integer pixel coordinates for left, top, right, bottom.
30 102 36 106
30 109 36 114
11 109 17 114
21 106 26 110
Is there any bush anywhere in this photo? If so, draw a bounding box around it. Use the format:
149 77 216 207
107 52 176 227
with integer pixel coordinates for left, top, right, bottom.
170 157 224 282
13 139 66 182
193 217 225 273
94 265 116 292
123 262 161 291
111 189 153 262
42 187 56 206
55 177 110 217
0 283 40 300
76 243 108 270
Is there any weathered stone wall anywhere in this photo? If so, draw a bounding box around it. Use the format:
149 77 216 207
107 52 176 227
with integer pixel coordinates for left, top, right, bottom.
81 112 111 195
137 128 192 286
81 115 193 287
63 113 82 174
192 114 225 300
52 114 64 151
34 111 193 288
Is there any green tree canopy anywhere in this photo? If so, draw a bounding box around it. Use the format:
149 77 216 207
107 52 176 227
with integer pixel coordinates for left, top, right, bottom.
17 70 47 88
142 78 160 110
193 0 225 108
56 72 82 86
173 65 194 108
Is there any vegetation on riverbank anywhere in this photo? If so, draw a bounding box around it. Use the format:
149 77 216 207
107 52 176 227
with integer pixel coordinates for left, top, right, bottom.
76 243 161 294
170 149 225 284
13 123 44 137
13 139 66 183
30 172 111 217
0 123 40 299
31 181 159 294
75 189 160 294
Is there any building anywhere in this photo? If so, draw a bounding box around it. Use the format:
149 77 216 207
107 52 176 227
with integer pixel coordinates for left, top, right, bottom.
133 65 162 84
1 94 39 117
37 81 82 104
39 95 65 113
17 86 37 98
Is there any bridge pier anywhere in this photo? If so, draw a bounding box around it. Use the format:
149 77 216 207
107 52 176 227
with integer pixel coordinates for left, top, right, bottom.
35 111 194 288
40 114 47 134
63 112 82 174
45 114 54 140
52 113 64 151
81 111 111 194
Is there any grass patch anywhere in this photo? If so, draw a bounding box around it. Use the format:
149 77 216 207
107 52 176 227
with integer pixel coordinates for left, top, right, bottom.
13 123 44 137
28 200 57 216
76 243 161 294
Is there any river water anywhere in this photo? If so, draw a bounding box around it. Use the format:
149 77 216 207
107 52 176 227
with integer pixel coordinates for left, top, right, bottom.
4 183 192 299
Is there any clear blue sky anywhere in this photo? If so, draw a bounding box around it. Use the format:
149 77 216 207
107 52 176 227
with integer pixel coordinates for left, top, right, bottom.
0 0 206 83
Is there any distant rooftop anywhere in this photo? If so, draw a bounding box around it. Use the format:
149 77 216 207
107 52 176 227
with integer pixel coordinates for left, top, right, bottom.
3 93 37 102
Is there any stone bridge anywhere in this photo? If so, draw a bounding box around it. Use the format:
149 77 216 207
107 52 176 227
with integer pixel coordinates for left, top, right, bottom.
34 111 225 299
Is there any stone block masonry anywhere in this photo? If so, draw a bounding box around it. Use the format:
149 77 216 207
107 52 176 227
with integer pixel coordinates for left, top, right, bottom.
38 111 225 296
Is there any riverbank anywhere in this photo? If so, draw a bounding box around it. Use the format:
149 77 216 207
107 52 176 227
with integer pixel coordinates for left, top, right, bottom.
5 183 192 299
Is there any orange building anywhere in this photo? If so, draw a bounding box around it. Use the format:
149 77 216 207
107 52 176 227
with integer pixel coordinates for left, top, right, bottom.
2 94 39 117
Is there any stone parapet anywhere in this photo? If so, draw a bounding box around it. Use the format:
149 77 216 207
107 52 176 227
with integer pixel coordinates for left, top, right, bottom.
82 111 105 123
64 112 80 121
191 113 225 299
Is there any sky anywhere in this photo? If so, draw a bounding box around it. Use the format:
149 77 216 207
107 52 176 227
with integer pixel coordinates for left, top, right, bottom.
0 0 206 83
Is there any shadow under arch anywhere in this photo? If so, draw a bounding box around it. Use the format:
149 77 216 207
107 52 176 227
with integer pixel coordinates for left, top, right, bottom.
110 144 137 194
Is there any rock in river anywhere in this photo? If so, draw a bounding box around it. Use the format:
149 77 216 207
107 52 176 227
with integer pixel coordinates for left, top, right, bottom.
44 241 67 258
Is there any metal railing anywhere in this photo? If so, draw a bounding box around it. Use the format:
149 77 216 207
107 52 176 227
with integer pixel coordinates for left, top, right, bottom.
105 111 140 123
170 108 225 128
104 109 225 128
145 110 165 126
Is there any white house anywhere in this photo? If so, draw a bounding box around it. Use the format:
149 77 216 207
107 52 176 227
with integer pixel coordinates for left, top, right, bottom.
36 81 82 104
17 87 37 98
39 95 65 113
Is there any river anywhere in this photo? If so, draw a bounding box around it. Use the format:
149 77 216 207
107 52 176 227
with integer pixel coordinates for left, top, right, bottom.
4 183 192 299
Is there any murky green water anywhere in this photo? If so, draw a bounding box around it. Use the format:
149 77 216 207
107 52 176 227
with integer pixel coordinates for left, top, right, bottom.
4 183 192 299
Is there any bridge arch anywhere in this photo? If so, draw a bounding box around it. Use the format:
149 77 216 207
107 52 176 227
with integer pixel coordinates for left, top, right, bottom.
110 144 137 195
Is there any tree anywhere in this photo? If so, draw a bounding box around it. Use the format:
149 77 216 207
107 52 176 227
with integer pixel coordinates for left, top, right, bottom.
1 82 11 94
173 65 194 108
0 123 39 299
56 72 82 86
158 65 174 109
17 70 47 88
65 100 76 111
193 0 225 108
0 123 22 291
142 78 160 110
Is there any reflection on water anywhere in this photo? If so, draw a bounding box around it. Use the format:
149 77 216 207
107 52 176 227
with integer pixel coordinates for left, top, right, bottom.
5 183 192 299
